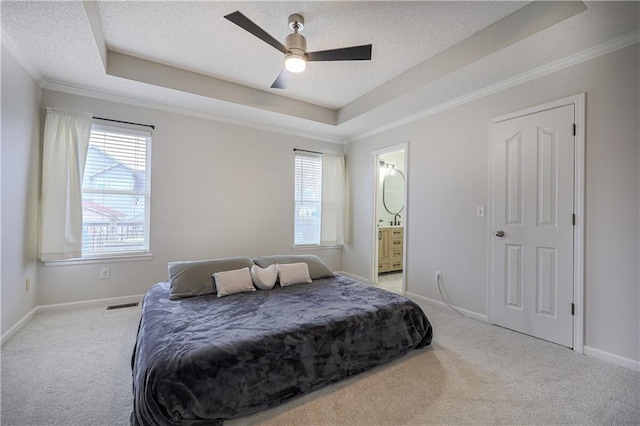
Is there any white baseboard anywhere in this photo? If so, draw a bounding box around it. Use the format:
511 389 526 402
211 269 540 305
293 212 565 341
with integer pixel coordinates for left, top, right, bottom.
336 271 371 284
406 291 488 323
583 346 640 372
408 292 639 372
1 294 144 347
1 307 38 347
37 294 144 313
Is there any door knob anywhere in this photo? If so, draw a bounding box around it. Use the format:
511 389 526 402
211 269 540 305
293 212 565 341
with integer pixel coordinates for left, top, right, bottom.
494 230 505 238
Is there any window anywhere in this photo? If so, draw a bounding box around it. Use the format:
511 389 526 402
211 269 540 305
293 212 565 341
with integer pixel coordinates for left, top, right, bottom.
293 151 345 246
294 151 322 245
81 124 151 256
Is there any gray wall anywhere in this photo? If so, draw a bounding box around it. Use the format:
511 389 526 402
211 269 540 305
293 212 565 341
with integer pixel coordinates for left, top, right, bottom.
36 90 345 306
1 45 42 336
344 44 640 363
2 36 638 368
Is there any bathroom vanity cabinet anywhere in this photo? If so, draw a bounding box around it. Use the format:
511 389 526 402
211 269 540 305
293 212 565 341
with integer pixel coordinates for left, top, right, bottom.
378 227 403 273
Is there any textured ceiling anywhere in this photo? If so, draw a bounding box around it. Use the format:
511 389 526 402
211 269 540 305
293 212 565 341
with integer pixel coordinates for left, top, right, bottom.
1 1 639 142
96 1 525 108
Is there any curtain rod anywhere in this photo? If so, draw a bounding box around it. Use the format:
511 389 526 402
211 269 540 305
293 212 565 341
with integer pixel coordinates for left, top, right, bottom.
93 116 155 130
293 148 322 155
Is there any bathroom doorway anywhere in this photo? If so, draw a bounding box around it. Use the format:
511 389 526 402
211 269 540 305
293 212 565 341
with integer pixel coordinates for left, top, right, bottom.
373 144 407 295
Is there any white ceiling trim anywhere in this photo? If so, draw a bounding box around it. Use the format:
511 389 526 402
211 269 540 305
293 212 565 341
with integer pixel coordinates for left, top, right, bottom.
81 2 337 126
82 0 107 70
1 29 44 86
339 1 587 125
81 2 588 127
36 29 640 147
348 31 640 143
42 81 346 145
106 50 337 125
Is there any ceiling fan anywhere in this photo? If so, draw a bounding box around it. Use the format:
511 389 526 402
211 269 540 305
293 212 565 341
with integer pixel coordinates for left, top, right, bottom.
224 11 373 89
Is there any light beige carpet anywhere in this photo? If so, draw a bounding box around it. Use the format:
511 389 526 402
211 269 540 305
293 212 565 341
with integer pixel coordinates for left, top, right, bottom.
1 298 639 425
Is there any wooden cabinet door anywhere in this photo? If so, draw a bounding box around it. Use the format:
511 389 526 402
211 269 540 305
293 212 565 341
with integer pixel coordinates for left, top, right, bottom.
378 229 390 273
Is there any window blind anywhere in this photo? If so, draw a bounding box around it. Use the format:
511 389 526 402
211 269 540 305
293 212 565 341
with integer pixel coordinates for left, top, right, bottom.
294 151 322 245
81 124 151 256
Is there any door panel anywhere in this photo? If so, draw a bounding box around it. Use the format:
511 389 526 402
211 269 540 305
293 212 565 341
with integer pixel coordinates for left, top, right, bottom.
536 247 557 317
506 131 524 225
537 127 557 226
505 244 523 309
492 104 574 347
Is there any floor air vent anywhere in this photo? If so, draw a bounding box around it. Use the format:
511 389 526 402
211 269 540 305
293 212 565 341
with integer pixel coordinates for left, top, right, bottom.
106 302 139 310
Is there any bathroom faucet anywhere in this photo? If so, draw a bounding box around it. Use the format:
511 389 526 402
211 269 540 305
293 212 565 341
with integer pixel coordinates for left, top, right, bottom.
394 213 401 226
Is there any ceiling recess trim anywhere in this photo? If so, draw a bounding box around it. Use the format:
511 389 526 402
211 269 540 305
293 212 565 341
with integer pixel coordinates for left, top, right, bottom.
42 81 346 145
82 0 107 70
105 51 337 125
82 2 588 127
348 30 640 143
338 1 588 125
80 2 336 126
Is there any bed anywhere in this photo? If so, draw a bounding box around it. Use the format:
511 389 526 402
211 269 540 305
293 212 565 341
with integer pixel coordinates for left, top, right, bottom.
131 258 432 425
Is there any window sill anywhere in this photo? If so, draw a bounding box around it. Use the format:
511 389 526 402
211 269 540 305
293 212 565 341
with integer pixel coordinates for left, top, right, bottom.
291 244 343 251
43 253 153 267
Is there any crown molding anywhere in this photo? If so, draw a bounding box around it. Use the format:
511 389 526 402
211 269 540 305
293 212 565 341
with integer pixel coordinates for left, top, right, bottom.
42 81 346 145
1 30 45 86
348 30 640 143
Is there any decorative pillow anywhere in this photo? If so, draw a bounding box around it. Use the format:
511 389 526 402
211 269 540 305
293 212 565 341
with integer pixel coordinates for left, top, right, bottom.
253 255 334 279
213 267 256 297
250 264 278 290
278 262 312 287
168 256 255 299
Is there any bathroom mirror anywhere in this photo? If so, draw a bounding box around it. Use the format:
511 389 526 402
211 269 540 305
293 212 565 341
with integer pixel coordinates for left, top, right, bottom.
383 170 405 214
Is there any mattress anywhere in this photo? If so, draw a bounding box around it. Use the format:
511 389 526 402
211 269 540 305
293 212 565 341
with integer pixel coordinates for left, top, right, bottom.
131 274 432 425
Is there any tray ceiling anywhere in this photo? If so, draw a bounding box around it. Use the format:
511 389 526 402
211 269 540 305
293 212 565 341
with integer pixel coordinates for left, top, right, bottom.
2 1 638 142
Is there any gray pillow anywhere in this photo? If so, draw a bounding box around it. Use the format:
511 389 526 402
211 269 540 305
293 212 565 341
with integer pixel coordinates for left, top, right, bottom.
168 256 255 299
252 255 334 280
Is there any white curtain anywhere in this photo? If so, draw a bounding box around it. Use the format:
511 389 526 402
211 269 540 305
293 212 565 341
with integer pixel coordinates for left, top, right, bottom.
321 154 345 245
39 108 92 261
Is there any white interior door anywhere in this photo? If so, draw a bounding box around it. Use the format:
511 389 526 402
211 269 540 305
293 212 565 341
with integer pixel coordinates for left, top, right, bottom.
491 104 574 347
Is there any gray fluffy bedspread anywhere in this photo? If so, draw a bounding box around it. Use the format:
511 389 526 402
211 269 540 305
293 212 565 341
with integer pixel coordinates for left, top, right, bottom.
131 275 432 425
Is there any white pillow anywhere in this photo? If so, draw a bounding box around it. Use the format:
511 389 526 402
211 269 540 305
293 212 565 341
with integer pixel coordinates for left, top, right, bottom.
250 264 278 290
213 267 256 297
278 262 312 287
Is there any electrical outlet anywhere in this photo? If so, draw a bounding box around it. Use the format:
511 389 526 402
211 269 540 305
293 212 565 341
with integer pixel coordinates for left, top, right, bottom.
25 278 31 292
435 271 442 282
100 267 110 279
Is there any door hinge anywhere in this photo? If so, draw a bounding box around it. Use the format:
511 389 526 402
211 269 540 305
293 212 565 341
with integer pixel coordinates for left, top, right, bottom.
573 124 576 136
571 303 575 316
572 213 575 226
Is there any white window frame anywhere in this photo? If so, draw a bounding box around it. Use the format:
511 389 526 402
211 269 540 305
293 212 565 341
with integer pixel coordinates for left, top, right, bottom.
293 150 323 247
293 150 345 249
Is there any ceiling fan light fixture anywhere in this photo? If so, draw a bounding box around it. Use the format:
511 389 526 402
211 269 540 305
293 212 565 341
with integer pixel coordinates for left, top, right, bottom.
225 11 372 89
285 53 306 73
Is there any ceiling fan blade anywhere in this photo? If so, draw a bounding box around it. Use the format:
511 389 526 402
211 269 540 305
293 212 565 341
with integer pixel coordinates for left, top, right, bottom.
224 11 288 54
305 44 372 62
270 69 292 89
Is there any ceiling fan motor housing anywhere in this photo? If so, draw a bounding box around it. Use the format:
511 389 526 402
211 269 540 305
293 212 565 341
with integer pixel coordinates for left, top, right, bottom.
286 32 306 55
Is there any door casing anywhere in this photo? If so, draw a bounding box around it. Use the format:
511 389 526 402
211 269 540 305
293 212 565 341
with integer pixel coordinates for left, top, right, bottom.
371 142 408 293
487 93 585 353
